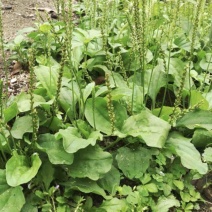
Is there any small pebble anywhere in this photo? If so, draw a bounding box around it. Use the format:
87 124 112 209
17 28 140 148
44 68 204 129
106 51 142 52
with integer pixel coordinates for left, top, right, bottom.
10 78 17 83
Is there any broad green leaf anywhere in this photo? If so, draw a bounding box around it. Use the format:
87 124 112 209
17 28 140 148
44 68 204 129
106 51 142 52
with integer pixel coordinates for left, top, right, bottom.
56 205 69 212
140 173 151 185
39 23 52 33
86 56 106 71
95 86 108 97
144 183 158 193
174 35 191 51
36 55 58 66
15 92 46 112
71 31 84 68
38 161 54 190
176 109 212 130
64 178 107 198
178 19 193 35
34 65 59 98
145 59 167 101
6 152 42 187
4 102 18 123
46 116 64 132
75 28 101 42
192 129 212 148
73 29 85 44
0 183 25 212
119 185 132 196
17 27 35 35
126 191 140 205
69 146 112 180
98 166 120 195
76 119 94 138
167 58 184 85
190 90 209 110
146 49 153 63
200 53 212 72
184 203 194 210
21 201 38 212
153 106 173 122
98 198 128 212
56 127 102 153
14 34 25 44
166 132 208 174
83 82 95 101
58 87 77 120
85 97 128 135
167 58 191 89
111 87 132 101
173 180 184 190
116 146 152 179
87 38 102 56
71 44 84 69
0 133 10 155
109 72 128 88
92 64 110 75
180 192 191 202
131 84 145 114
6 152 41 187
203 147 212 162
153 195 180 212
38 134 73 165
11 116 33 139
0 170 9 194
121 110 171 148
204 90 212 109
122 51 140 72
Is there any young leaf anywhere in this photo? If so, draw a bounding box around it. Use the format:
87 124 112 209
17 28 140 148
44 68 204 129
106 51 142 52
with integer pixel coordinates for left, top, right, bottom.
68 146 112 180
6 152 42 187
38 134 74 165
116 146 152 179
173 180 184 191
166 132 208 174
0 171 25 212
121 110 171 148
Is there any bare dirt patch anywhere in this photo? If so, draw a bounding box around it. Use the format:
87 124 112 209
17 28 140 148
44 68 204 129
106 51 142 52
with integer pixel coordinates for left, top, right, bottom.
1 0 56 96
2 0 55 41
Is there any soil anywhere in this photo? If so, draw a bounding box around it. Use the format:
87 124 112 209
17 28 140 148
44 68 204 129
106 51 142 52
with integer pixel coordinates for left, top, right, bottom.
1 0 56 96
2 0 55 41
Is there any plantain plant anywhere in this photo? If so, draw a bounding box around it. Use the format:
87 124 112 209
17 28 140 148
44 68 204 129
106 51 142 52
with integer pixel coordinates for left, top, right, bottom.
0 0 212 211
